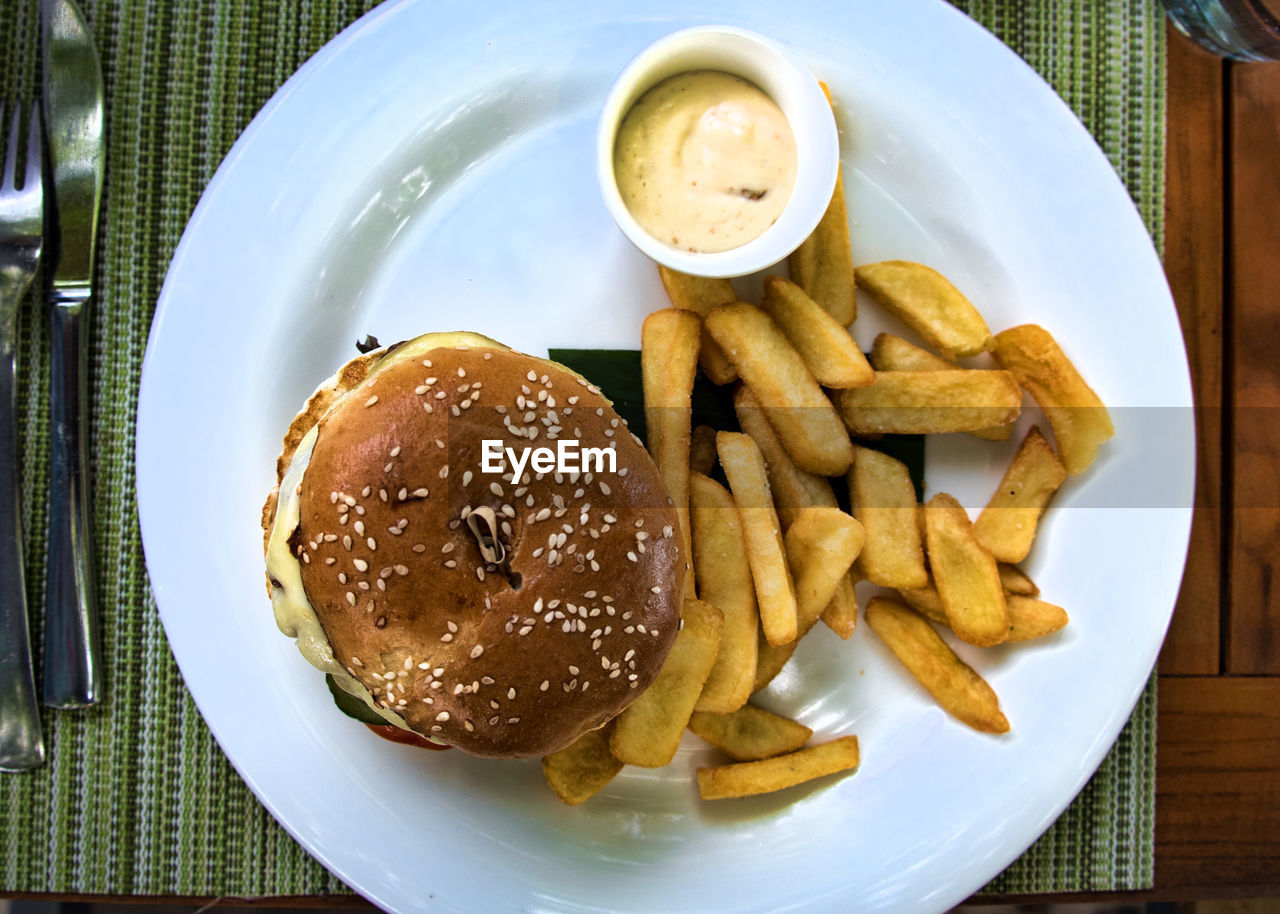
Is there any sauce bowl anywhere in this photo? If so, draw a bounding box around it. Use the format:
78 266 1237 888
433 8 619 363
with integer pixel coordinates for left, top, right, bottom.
596 25 840 278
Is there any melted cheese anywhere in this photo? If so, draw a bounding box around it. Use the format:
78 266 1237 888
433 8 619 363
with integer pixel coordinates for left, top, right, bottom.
264 331 508 731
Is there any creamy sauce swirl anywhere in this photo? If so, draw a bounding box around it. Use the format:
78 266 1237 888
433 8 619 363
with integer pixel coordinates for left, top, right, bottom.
614 70 798 253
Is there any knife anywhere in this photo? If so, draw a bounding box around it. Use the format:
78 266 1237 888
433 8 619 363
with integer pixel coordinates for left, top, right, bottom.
41 0 104 709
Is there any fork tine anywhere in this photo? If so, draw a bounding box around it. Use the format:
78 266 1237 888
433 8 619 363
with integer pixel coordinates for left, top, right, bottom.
25 102 41 192
0 101 13 189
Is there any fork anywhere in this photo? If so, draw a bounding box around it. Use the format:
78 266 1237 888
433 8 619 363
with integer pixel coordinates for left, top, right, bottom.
0 101 45 771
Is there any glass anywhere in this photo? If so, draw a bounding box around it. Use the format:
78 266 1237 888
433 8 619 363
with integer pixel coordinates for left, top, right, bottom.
1163 0 1280 61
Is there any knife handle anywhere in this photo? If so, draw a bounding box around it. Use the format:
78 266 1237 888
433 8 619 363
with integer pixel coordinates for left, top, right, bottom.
0 346 45 769
44 300 101 708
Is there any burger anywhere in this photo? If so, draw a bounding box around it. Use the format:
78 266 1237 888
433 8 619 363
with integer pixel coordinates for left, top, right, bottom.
262 331 685 758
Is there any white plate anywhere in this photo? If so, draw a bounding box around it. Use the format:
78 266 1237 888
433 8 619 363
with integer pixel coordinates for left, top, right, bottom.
135 1 1194 912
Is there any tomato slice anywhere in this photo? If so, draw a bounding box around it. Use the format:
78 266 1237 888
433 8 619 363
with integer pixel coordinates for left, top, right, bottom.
365 724 453 751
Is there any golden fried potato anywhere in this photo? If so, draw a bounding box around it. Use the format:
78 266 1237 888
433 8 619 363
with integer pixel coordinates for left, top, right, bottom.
542 722 624 806
760 275 873 388
716 432 798 646
697 735 860 799
1004 595 1069 641
657 265 738 384
789 154 855 325
641 308 701 596
900 583 1066 643
690 472 758 713
733 384 838 529
688 704 812 761
869 332 1011 440
820 571 859 640
705 303 854 475
849 445 928 589
611 599 724 768
924 492 1009 647
837 370 1022 435
973 427 1067 562
865 596 1009 734
855 261 992 357
998 564 1039 596
754 507 864 690
991 324 1114 474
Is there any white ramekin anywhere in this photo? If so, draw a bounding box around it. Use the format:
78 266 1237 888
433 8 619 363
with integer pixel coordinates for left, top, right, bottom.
596 25 839 279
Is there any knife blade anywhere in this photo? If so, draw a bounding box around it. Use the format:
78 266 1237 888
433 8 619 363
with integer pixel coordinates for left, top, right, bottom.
41 0 104 709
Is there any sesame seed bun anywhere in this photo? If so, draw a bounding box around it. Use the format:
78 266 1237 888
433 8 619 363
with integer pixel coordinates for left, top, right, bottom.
263 333 685 758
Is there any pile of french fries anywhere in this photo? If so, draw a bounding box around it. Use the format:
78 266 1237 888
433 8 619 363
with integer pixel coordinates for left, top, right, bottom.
543 96 1113 808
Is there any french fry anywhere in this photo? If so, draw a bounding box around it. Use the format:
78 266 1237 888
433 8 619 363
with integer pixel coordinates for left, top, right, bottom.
716 432 798 646
973 427 1068 562
542 721 624 806
760 276 873 388
849 445 928 589
690 424 718 476
641 308 700 595
854 261 992 358
900 583 1067 642
925 493 1008 647
697 735 861 799
820 571 859 640
705 302 855 475
734 384 858 640
690 472 759 713
998 564 1039 596
789 127 855 326
896 582 948 626
755 507 864 689
786 507 864 626
869 332 1011 440
1004 595 1069 642
733 385 837 529
657 265 738 384
837 370 1022 435
611 599 724 768
687 704 812 761
991 324 1114 474
865 596 1009 734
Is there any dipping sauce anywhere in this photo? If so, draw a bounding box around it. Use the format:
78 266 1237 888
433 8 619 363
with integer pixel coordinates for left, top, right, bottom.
613 70 798 253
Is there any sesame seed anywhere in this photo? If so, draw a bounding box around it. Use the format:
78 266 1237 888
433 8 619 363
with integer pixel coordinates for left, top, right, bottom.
462 470 473 486
346 592 356 606
470 645 484 659
364 395 379 407
353 559 368 572
436 711 450 722
367 537 377 550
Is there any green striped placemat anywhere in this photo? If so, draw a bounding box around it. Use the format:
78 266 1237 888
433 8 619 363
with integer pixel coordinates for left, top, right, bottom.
0 0 1163 900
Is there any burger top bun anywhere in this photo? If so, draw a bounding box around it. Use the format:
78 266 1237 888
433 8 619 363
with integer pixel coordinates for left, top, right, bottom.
263 333 685 758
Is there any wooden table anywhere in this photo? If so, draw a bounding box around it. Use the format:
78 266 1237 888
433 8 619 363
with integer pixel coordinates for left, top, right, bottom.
989 23 1280 904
